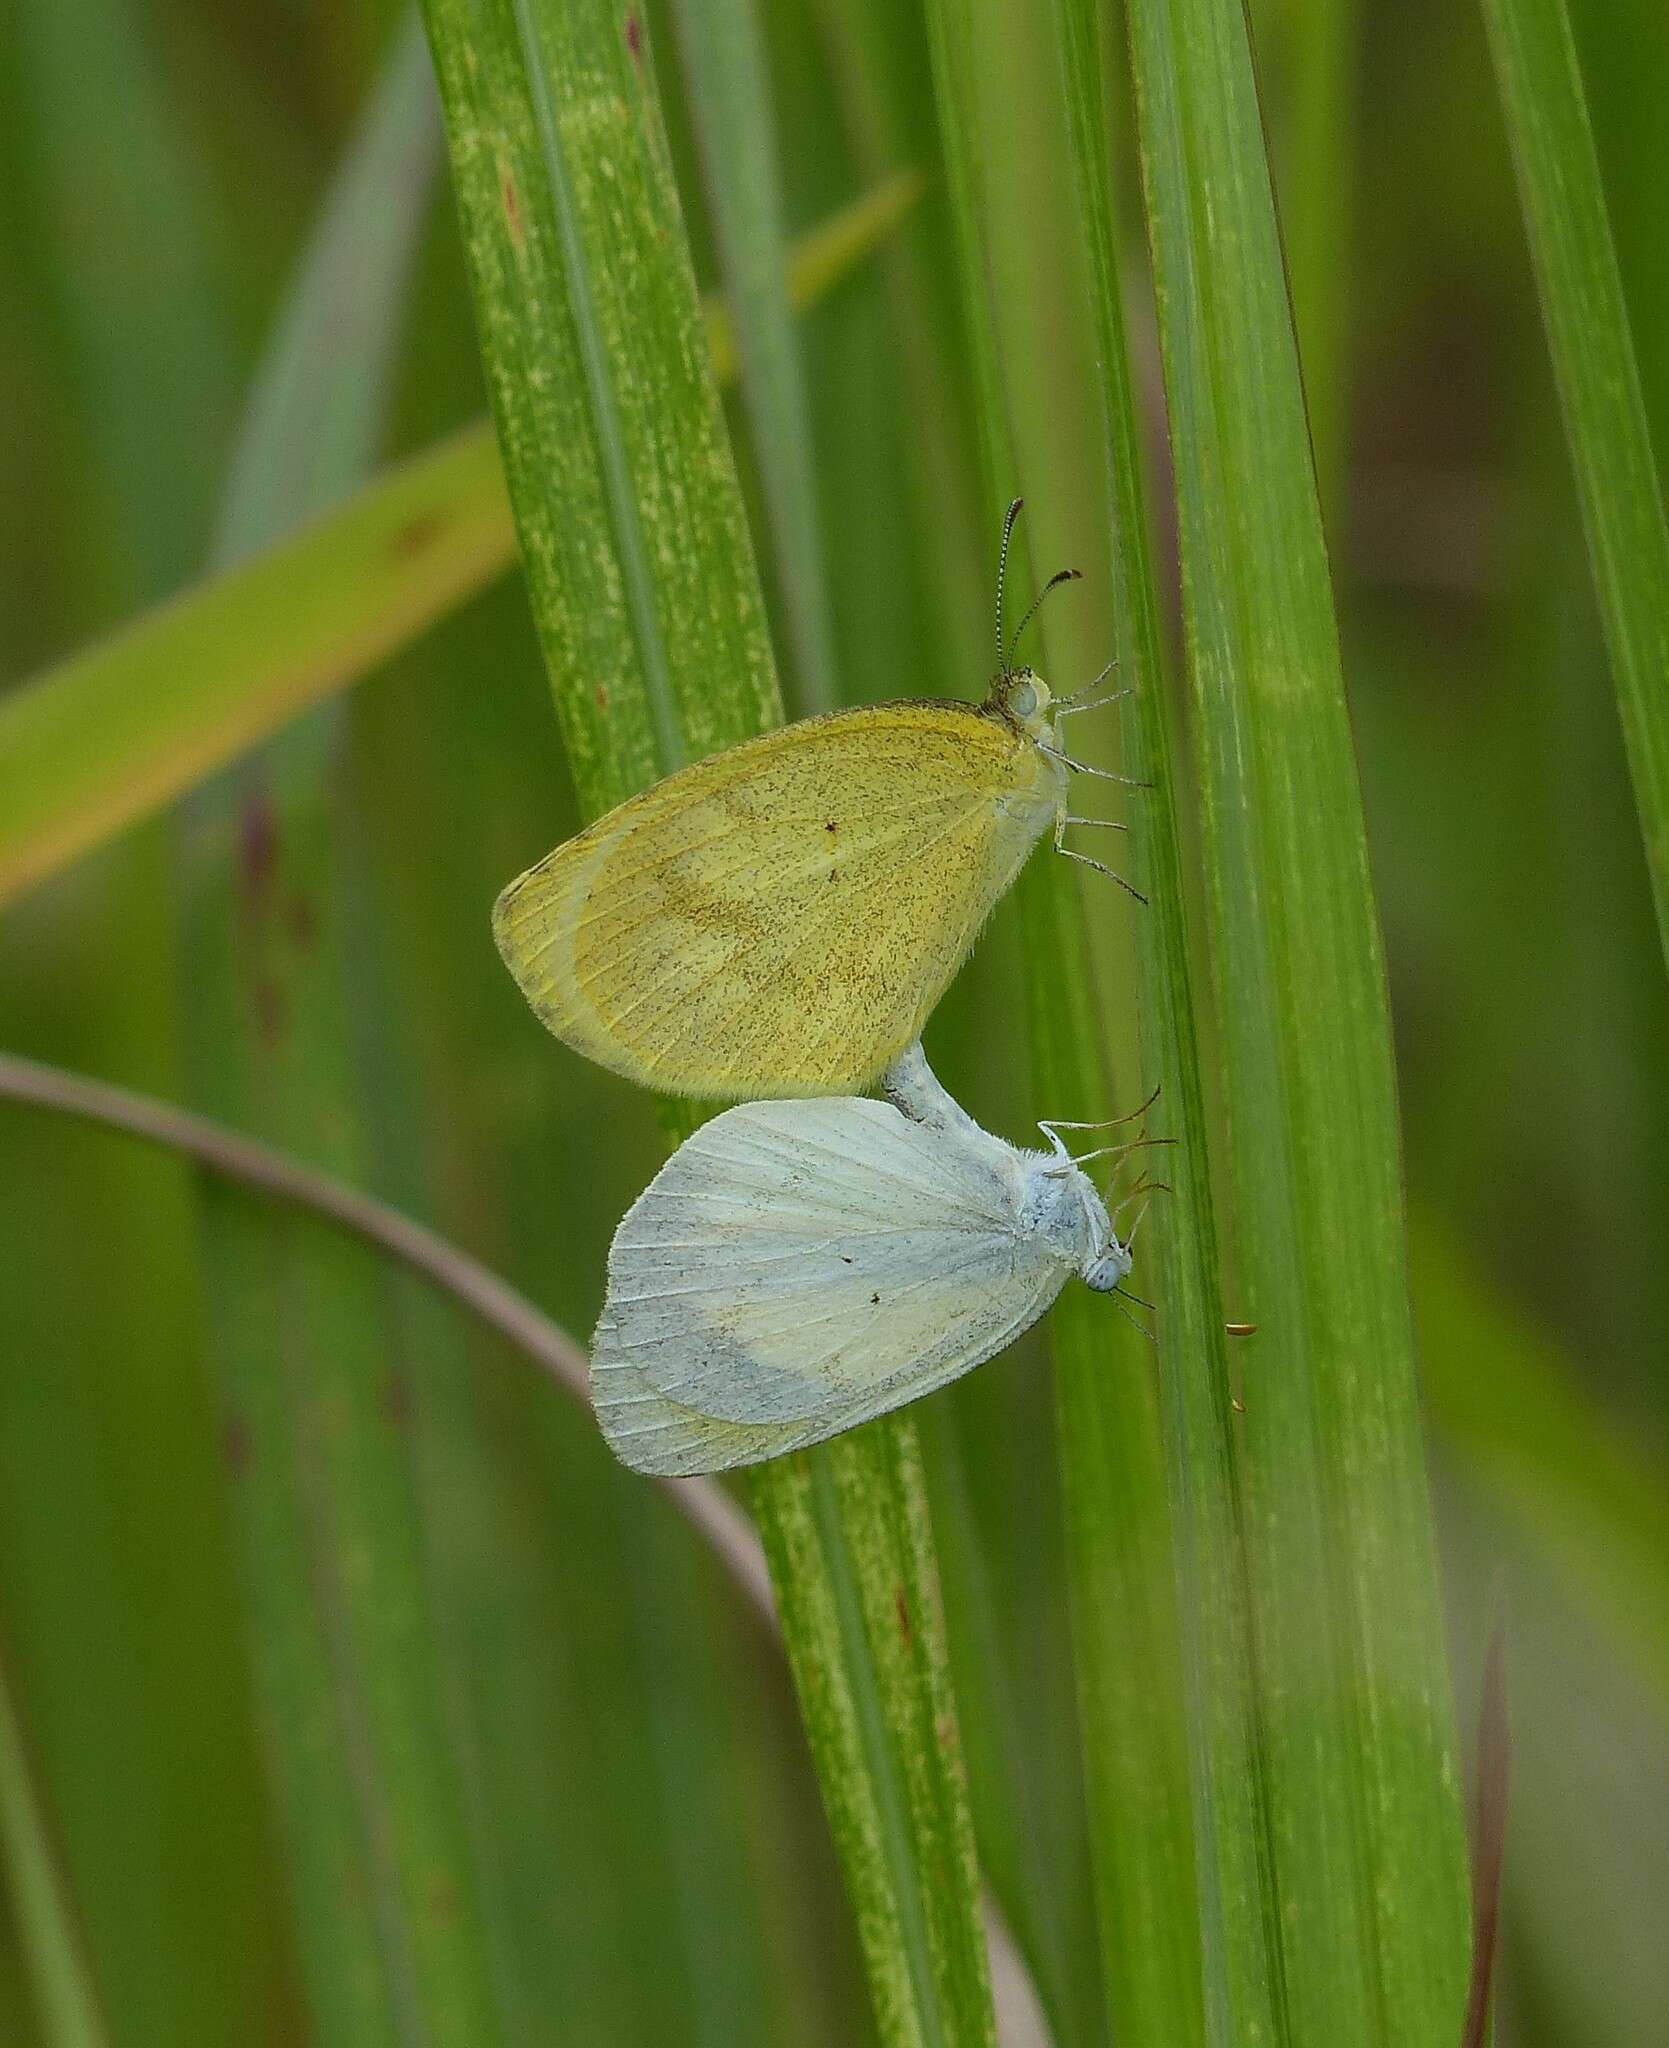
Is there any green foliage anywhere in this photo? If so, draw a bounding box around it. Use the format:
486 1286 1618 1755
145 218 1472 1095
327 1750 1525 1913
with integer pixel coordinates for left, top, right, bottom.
3 2 1668 2046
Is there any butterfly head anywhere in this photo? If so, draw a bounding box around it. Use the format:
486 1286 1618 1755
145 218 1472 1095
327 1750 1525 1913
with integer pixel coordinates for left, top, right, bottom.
988 665 1056 741
1081 1230 1135 1293
1071 1171 1134 1292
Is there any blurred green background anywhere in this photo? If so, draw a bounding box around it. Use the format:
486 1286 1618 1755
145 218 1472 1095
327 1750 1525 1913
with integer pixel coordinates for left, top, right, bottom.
1 0 1665 2043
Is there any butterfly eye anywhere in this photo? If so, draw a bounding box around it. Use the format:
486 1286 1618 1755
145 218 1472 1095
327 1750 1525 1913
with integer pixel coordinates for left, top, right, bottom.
1009 679 1039 721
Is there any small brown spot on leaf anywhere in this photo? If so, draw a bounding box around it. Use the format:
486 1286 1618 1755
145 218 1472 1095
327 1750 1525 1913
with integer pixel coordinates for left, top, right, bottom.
596 682 610 713
391 511 445 561
222 1413 253 1476
252 973 286 1047
501 166 524 249
381 1372 414 1430
625 11 643 62
239 796 278 905
895 1586 913 1645
287 893 316 952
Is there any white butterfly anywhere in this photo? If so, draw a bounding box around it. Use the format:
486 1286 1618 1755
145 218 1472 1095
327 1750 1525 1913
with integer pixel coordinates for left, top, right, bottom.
591 1045 1142 1476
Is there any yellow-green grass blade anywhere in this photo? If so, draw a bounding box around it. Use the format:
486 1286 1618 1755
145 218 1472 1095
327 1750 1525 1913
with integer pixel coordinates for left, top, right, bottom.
1121 0 1472 2039
1479 0 1669 976
918 3 1211 2042
0 177 918 916
418 0 998 2038
0 425 508 911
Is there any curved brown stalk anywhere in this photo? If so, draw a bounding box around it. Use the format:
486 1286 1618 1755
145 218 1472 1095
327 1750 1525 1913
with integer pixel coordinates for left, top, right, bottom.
0 1050 1053 2048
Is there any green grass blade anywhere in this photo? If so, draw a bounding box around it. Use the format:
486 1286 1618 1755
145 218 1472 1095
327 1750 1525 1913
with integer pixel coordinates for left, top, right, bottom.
670 0 839 712
1268 0 1359 512
917 5 1208 2042
0 179 915 914
751 1438 997 2048
1048 0 1309 2037
0 1644 107 2048
176 20 507 2040
1479 0 1669 974
0 0 280 2037
6 0 233 593
419 1 997 2038
213 12 443 559
1120 0 1472 2039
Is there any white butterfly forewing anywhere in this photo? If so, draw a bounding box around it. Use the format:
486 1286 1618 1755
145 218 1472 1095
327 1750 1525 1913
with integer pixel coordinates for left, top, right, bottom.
591 1094 1083 1476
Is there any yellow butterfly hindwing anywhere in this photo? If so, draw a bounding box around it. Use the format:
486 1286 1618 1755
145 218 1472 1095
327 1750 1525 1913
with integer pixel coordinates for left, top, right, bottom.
492 700 1066 1097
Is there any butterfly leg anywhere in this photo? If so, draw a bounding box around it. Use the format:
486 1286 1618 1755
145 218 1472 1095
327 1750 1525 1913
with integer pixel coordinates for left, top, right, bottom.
1053 809 1147 904
1038 1080 1163 1139
1107 1292 1159 1343
1056 667 1122 716
1053 689 1133 722
1041 742 1152 789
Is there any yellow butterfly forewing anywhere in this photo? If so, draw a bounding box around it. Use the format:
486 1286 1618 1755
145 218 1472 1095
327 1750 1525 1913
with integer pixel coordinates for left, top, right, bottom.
493 692 1068 1098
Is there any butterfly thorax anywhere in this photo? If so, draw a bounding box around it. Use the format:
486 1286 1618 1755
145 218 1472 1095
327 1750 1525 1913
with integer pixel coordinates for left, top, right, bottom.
1012 1152 1104 1270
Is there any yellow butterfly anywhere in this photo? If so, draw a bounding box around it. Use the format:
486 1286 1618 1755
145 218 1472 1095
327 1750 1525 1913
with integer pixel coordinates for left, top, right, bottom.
493 504 1133 1099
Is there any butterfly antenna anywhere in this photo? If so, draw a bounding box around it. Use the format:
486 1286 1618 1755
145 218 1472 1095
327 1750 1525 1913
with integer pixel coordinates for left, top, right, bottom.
996 497 1025 671
1007 567 1083 666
